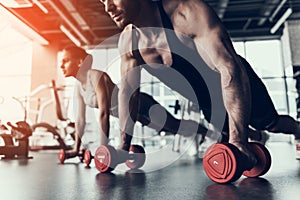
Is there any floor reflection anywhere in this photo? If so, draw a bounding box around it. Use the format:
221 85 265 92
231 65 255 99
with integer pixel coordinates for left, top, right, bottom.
95 170 147 199
205 178 274 200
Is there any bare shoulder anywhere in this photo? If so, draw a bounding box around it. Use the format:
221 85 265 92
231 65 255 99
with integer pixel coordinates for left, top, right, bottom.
90 70 114 87
163 0 208 14
89 69 105 85
89 69 103 77
118 24 134 57
164 0 224 37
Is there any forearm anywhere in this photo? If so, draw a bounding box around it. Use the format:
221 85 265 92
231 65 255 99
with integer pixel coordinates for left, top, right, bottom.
118 55 141 151
221 66 251 143
99 112 110 146
119 83 136 132
74 119 85 151
118 84 139 150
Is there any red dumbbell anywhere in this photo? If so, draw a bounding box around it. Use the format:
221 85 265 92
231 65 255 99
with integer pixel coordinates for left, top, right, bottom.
58 149 86 164
242 143 271 178
125 145 146 169
83 149 94 167
94 144 146 173
203 142 271 184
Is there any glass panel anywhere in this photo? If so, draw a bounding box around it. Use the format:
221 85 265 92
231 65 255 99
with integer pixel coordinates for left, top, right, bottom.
232 42 245 57
0 76 31 122
164 85 174 96
261 78 287 114
245 40 283 78
87 48 107 67
0 19 33 122
152 83 161 96
163 99 178 115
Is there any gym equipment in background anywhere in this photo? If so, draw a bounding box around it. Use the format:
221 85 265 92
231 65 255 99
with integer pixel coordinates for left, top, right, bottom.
12 80 75 151
0 121 32 159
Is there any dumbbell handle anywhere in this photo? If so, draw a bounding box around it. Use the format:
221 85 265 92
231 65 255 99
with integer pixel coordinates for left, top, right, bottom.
128 152 135 160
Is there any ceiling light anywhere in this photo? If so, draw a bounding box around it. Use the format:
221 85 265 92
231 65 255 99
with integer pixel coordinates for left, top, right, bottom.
60 24 81 47
270 8 293 34
1 0 32 8
32 0 48 14
0 4 49 45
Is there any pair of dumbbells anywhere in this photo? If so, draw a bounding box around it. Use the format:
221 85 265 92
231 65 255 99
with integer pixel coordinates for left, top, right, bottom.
203 142 271 184
58 144 146 172
58 149 95 166
93 144 146 172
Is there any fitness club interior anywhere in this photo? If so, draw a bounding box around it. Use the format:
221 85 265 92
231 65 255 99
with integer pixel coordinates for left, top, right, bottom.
1 0 300 199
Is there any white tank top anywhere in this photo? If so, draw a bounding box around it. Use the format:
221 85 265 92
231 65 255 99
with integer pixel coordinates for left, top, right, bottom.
78 70 98 108
77 70 119 116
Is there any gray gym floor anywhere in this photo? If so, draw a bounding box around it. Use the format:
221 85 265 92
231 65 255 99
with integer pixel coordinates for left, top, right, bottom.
0 141 299 200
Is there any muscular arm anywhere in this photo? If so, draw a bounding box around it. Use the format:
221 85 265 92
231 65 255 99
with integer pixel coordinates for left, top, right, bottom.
118 26 141 151
196 32 251 144
118 53 141 151
171 0 251 145
90 70 111 146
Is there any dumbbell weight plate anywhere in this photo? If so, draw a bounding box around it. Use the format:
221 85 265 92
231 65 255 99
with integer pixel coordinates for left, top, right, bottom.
125 145 146 169
203 143 243 184
84 149 92 166
243 142 271 177
94 145 117 173
58 149 65 164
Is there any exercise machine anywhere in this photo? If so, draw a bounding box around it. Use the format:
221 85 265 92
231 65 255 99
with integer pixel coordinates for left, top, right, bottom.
14 80 75 151
0 121 32 159
30 80 75 150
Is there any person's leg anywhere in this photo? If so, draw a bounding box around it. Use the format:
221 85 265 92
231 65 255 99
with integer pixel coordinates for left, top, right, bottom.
266 115 300 139
264 115 300 159
241 56 300 159
247 74 300 139
137 93 209 136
